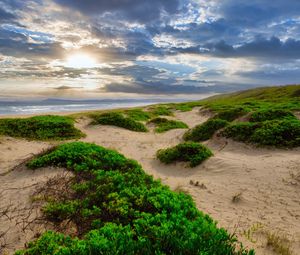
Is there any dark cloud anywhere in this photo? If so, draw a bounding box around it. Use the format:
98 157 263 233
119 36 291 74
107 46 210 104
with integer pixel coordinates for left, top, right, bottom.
54 85 83 90
0 8 16 23
0 27 64 59
237 68 300 84
54 0 180 23
174 37 300 60
103 79 253 95
220 0 300 27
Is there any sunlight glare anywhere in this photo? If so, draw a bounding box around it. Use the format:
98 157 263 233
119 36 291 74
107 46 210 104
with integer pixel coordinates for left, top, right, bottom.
65 53 97 68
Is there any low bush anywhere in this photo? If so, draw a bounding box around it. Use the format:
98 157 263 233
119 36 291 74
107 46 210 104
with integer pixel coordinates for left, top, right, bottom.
123 109 152 121
184 118 229 142
156 142 213 167
221 122 261 142
91 112 148 132
149 106 173 116
251 118 300 147
0 115 84 140
249 109 296 122
213 107 247 122
148 117 188 133
222 118 300 147
18 142 253 255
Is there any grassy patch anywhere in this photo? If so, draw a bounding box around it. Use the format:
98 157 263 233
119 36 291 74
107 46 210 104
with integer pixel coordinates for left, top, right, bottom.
149 105 173 116
266 231 293 255
221 122 261 142
184 118 229 142
213 107 248 121
156 142 213 167
200 85 300 115
222 118 300 147
249 109 296 122
148 117 188 133
170 101 202 112
18 142 253 255
0 115 84 140
123 108 152 121
90 112 148 132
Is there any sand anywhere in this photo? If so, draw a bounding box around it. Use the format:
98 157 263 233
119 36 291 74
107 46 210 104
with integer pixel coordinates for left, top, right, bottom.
0 107 300 254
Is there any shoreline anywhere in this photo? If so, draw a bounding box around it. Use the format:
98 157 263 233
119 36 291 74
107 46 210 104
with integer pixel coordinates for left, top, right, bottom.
0 102 166 119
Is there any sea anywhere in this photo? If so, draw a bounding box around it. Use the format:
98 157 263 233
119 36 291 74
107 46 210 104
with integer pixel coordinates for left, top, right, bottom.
0 97 202 116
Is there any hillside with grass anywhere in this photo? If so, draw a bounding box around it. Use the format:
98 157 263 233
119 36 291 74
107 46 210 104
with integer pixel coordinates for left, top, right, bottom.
172 85 300 148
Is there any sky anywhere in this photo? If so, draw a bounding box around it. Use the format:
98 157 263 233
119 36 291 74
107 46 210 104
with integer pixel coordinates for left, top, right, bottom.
0 0 299 99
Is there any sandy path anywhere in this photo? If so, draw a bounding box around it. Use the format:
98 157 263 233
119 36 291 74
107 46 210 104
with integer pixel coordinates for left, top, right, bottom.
0 107 299 254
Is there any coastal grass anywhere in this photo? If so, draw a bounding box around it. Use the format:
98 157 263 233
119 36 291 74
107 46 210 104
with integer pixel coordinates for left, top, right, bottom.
148 105 173 116
156 142 213 167
175 85 300 148
200 85 300 113
213 107 248 121
0 115 84 140
148 117 188 133
162 85 300 114
184 118 229 142
123 108 152 121
249 109 297 122
18 142 253 255
90 112 148 132
222 118 300 147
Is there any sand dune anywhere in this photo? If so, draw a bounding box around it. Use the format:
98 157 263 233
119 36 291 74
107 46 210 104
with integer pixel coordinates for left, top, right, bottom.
0 107 300 254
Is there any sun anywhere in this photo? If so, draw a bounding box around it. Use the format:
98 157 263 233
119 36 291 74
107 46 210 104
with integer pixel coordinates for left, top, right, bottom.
65 53 97 69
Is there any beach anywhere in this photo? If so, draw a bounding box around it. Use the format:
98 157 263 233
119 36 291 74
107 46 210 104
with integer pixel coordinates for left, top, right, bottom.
1 105 299 254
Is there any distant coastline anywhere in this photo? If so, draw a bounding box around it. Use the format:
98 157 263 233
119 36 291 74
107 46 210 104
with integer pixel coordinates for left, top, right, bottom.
0 97 208 116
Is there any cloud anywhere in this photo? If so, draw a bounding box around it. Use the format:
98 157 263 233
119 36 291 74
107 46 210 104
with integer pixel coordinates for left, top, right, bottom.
0 8 16 23
0 0 299 97
173 36 300 60
54 0 180 23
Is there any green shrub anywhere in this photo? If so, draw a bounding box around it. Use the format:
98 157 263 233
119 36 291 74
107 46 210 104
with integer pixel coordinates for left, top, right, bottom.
148 117 188 133
221 122 261 142
18 142 253 255
0 115 84 140
157 142 213 167
149 106 173 116
172 102 202 112
251 118 300 147
91 112 148 132
214 107 247 121
249 109 296 122
123 109 152 121
222 118 300 147
184 118 229 142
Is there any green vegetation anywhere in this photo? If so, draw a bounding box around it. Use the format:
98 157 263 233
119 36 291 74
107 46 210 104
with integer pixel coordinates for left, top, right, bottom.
149 105 173 116
221 122 260 142
169 101 202 112
148 117 188 133
213 107 248 121
0 115 84 140
91 112 148 132
171 85 300 148
200 85 300 113
156 142 213 167
160 85 300 114
222 118 300 147
184 118 229 142
249 109 296 122
18 142 253 255
123 108 152 121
